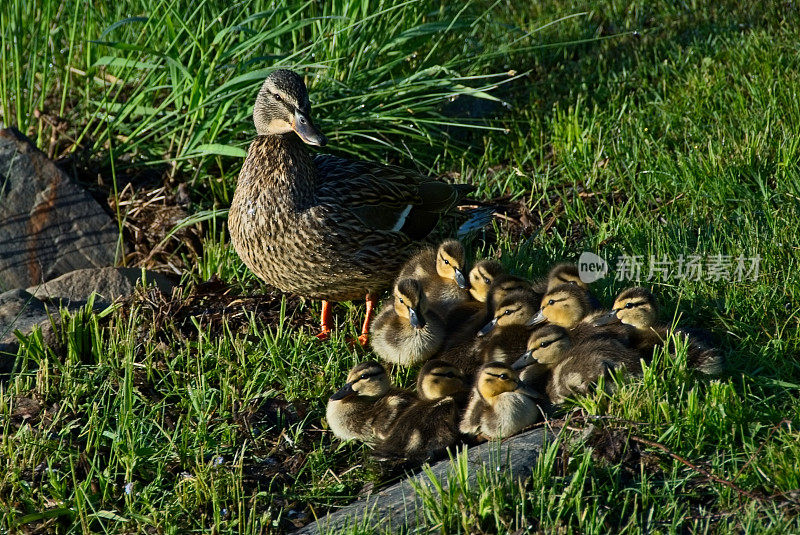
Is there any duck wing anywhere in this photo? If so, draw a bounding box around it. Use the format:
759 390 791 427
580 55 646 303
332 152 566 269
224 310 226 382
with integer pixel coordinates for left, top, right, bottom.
314 154 472 240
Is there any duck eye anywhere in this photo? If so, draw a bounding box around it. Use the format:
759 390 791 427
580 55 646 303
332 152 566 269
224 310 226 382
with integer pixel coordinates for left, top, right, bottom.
499 373 508 380
541 341 550 348
548 299 555 306
504 309 512 315
273 93 282 101
398 297 404 304
444 259 450 265
626 303 634 309
484 277 491 284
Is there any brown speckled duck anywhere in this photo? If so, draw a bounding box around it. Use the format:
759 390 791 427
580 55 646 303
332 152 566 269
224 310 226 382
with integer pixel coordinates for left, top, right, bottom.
229 70 472 343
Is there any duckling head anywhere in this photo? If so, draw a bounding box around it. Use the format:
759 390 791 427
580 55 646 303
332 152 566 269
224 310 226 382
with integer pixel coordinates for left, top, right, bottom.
393 278 429 329
486 274 534 316
608 287 658 329
416 359 468 400
478 289 539 337
435 240 469 289
545 263 588 292
469 260 505 302
513 325 572 369
476 362 538 405
253 69 327 146
530 284 591 329
329 361 389 400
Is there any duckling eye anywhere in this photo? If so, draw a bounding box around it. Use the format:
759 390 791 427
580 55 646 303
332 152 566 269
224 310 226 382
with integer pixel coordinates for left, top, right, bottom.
273 93 282 101
540 341 550 348
398 297 404 304
504 309 512 316
548 299 555 306
443 259 450 265
499 373 508 380
625 303 634 309
360 373 369 380
483 277 491 284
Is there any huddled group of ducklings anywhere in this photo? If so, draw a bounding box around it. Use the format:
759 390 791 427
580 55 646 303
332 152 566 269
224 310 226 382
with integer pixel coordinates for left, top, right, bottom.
326 240 723 464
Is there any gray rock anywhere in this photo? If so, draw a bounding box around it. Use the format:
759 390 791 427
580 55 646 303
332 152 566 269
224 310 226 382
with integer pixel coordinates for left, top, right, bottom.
1 268 174 367
0 127 123 291
26 267 174 308
296 428 552 534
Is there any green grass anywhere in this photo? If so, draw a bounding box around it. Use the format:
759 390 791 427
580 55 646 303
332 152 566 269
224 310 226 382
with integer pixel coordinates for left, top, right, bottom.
2 0 800 533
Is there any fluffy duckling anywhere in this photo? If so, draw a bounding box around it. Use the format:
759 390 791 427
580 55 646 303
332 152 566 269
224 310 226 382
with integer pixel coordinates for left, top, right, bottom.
370 278 445 366
398 240 470 312
512 325 641 404
531 284 634 346
374 360 469 463
532 263 601 309
326 361 414 444
459 362 543 439
486 273 538 317
443 260 506 346
598 287 723 375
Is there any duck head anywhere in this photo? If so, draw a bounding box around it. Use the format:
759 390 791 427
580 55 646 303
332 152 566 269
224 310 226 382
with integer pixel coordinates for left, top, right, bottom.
513 324 572 369
476 362 540 405
393 278 429 329
468 259 505 302
435 240 469 289
598 287 658 329
253 69 327 146
329 361 390 401
478 289 539 337
545 263 589 292
416 360 468 400
529 284 591 329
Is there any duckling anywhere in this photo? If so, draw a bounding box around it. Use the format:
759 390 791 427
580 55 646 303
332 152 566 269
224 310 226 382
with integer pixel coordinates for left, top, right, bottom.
443 260 506 345
370 279 445 366
373 361 469 463
486 273 539 317
326 361 414 444
598 287 723 375
512 325 641 404
531 284 634 346
228 70 472 344
532 263 602 309
459 362 543 439
398 240 470 314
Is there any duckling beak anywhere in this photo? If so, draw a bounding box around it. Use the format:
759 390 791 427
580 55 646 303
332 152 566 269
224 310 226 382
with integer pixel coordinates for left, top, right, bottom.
516 381 544 401
409 308 426 329
526 309 546 326
292 110 327 146
477 316 498 337
454 268 469 289
593 310 618 326
329 382 355 401
511 349 534 370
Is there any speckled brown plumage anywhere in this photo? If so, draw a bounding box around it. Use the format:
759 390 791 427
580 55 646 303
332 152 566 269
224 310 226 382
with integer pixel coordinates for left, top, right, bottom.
228 71 472 307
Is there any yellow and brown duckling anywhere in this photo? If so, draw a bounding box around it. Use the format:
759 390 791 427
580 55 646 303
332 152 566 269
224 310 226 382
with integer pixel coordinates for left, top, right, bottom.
459 362 543 439
512 325 641 404
370 279 445 366
597 287 723 375
326 361 415 444
373 360 469 463
229 70 471 344
531 284 634 346
398 240 471 313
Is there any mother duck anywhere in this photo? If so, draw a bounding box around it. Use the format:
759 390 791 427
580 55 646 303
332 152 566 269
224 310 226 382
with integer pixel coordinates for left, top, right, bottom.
228 70 472 344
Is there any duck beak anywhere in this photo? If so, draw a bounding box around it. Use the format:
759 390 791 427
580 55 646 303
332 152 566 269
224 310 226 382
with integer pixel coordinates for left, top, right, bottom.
516 381 544 400
409 308 426 329
593 310 618 326
454 268 469 289
329 382 355 401
512 349 534 370
292 110 327 146
477 317 498 337
526 309 546 326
